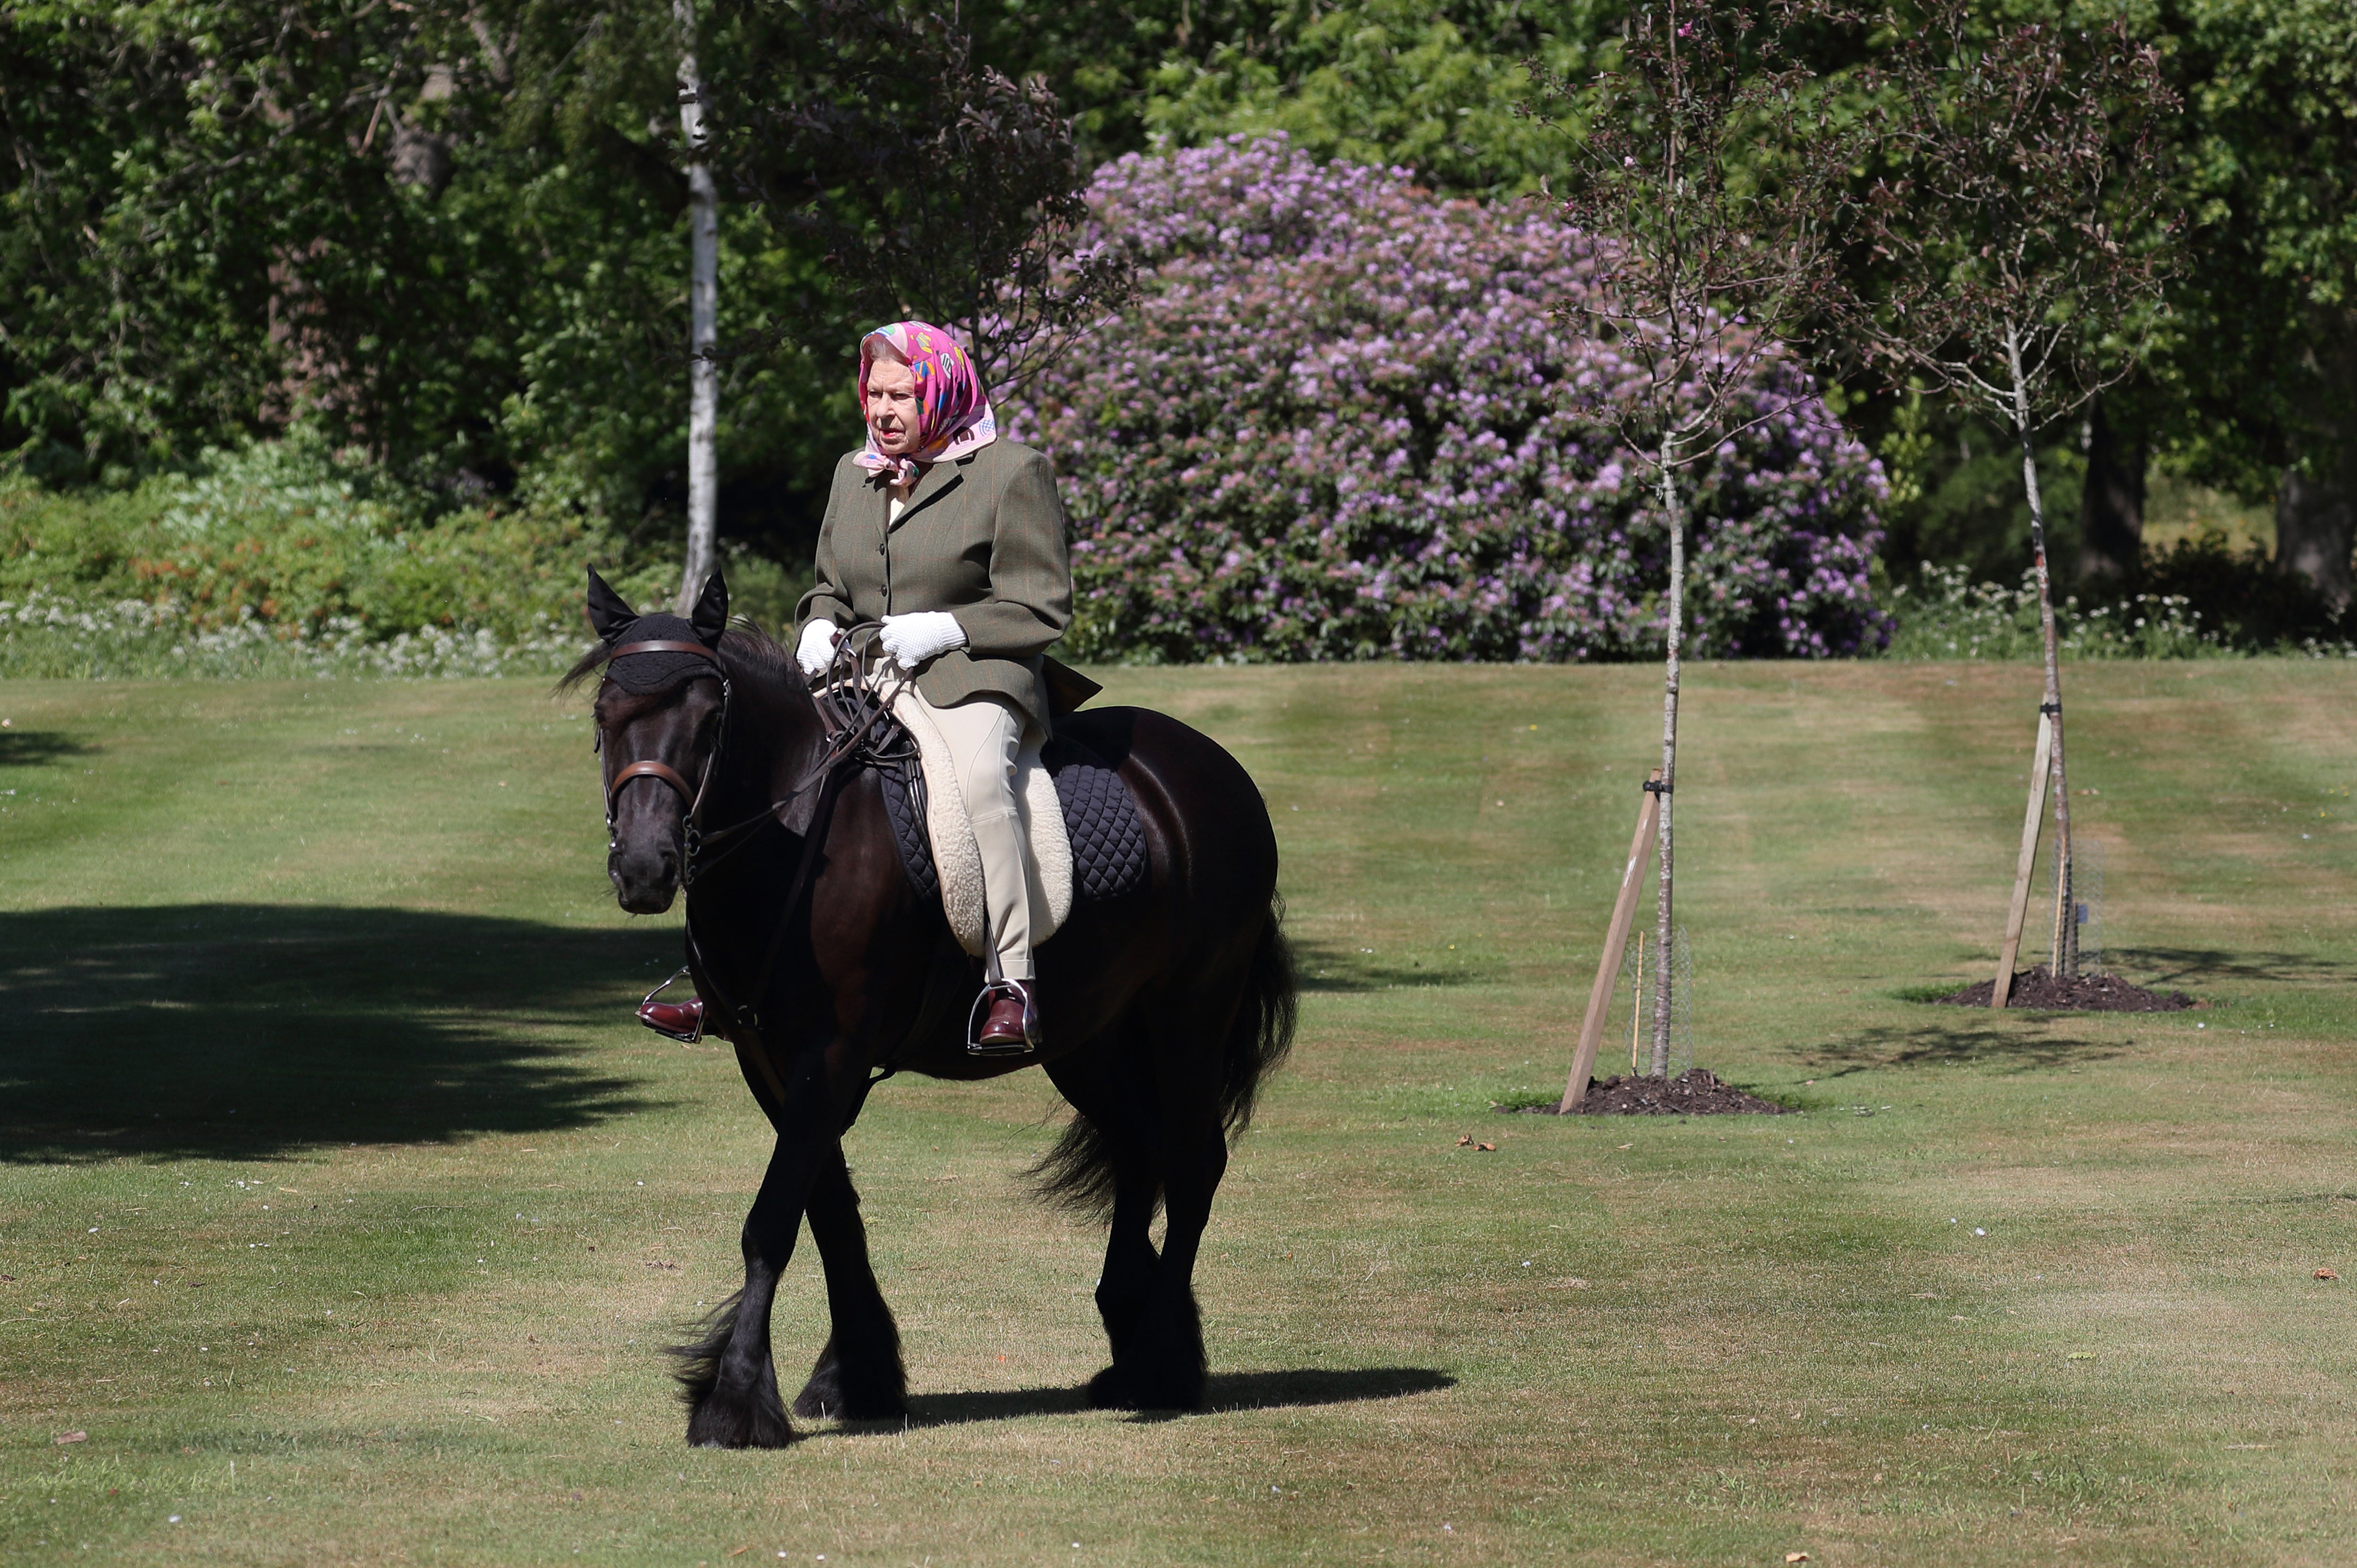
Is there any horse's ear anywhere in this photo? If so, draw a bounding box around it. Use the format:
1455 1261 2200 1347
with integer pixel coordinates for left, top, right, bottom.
585 567 637 643
688 572 728 647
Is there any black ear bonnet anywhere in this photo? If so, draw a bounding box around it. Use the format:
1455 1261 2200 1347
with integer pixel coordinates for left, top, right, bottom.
601 613 723 694
584 567 729 694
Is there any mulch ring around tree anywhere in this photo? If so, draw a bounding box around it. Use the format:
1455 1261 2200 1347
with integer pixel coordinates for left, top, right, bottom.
1934 965 2195 1012
1506 1068 1791 1117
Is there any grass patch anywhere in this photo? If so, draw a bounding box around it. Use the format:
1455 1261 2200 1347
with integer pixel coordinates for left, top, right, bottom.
2 661 2354 1564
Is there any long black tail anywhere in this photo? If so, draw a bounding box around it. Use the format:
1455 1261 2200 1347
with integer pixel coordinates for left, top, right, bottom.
1217 897 1298 1137
1030 898 1298 1219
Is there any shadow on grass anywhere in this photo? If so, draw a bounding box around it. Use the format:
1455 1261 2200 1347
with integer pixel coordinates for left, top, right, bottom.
1804 1020 2130 1077
2111 946 2357 989
850 1367 1456 1432
1292 938 1481 994
0 903 677 1163
0 728 96 769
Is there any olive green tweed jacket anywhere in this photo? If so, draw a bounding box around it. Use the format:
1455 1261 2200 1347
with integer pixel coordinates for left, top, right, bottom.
796 438 1073 737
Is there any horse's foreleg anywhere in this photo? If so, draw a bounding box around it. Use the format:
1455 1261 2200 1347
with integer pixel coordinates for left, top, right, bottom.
792 1144 907 1421
677 1114 828 1449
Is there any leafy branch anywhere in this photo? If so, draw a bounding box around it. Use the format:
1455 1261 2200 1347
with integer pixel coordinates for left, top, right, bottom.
703 0 1131 395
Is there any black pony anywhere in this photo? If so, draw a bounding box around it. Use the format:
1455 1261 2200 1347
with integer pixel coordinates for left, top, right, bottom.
569 571 1295 1448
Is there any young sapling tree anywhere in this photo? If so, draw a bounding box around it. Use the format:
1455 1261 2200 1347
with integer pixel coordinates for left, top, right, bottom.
1821 0 2179 991
1543 0 1845 1076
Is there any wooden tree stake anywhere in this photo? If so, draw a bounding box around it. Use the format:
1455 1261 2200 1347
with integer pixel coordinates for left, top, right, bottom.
1561 770 1664 1112
1992 712 2055 1008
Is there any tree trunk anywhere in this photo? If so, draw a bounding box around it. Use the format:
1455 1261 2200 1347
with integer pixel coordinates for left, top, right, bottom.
2276 459 2355 614
2007 324 2075 978
674 15 720 615
1649 443 1684 1077
2076 394 2145 580
2274 327 2357 613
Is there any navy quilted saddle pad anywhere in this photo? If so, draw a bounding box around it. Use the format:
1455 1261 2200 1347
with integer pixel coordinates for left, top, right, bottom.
874 729 1147 909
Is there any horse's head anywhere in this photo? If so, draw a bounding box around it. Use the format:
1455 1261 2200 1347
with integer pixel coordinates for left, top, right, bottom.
580 568 732 914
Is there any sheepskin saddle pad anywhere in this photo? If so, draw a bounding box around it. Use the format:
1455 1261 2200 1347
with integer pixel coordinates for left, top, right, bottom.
871 692 1147 956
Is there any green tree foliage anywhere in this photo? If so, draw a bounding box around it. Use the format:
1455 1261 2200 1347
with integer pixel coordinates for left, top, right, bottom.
2143 0 2357 495
0 0 848 545
1143 0 1611 196
2136 0 2357 604
8 0 2354 616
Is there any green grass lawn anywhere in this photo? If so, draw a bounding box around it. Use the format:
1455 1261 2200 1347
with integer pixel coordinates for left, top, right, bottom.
1 660 2352 1566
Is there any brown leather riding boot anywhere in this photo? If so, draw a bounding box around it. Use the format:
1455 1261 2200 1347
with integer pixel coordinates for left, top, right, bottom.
639 997 706 1040
976 982 1040 1049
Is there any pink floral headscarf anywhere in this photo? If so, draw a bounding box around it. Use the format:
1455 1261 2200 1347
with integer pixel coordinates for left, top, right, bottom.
854 320 998 485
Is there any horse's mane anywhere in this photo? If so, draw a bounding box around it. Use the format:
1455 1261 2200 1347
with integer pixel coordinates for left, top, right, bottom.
555 616 794 695
715 619 795 685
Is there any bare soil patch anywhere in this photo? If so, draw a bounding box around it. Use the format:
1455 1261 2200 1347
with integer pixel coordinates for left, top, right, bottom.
1508 1068 1791 1117
1934 965 2195 1013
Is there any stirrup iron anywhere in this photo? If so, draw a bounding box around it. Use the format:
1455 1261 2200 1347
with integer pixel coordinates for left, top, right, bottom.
966 975 1042 1057
637 966 705 1043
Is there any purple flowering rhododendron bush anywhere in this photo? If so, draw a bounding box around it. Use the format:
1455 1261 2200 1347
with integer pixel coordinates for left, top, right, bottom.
1005 137 1889 662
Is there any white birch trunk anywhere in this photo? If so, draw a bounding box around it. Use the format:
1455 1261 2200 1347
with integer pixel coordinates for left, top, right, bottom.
1650 441 1684 1076
674 11 720 614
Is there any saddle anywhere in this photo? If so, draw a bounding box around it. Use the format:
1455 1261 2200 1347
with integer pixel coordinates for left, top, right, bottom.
865 693 1147 954
839 665 1150 952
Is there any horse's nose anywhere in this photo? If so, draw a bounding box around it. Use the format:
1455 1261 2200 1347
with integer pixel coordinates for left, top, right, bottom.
610 837 681 914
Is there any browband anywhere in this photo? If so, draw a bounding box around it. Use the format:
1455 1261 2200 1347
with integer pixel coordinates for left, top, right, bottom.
607 639 721 663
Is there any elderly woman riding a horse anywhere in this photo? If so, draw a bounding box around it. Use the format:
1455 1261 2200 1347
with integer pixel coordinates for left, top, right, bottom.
800 320 1066 1048
580 319 1294 1445
643 319 1071 1050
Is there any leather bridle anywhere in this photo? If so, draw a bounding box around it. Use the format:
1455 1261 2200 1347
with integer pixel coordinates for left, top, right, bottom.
599 639 732 856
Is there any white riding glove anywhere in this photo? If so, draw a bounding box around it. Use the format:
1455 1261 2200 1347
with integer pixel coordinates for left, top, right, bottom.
877 611 968 667
795 619 842 677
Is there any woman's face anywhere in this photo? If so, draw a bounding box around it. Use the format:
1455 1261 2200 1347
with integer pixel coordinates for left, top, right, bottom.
865 350 921 457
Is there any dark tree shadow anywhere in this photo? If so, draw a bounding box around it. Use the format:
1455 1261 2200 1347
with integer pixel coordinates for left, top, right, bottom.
0 729 95 769
0 903 681 1162
2109 946 2357 990
1291 938 1481 994
831 1367 1455 1433
1803 1021 2130 1078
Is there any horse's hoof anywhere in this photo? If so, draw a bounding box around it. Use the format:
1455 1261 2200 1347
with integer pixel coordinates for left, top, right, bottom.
1089 1355 1204 1412
1086 1364 1135 1410
792 1382 908 1422
685 1390 796 1449
1087 1362 1202 1412
794 1344 910 1421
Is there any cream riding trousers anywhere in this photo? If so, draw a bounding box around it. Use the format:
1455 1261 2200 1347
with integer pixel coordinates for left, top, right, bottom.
901 683 1045 982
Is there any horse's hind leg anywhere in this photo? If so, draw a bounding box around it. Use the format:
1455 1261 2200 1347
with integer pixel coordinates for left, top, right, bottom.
1089 1160 1164 1395
1053 1031 1224 1413
1118 1119 1223 1410
792 1144 908 1421
1044 1050 1165 1404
